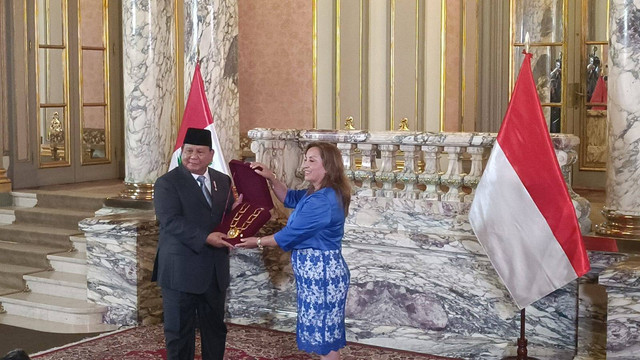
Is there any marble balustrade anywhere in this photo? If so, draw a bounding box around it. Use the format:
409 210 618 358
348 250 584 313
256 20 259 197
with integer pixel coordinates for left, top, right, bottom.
248 128 591 233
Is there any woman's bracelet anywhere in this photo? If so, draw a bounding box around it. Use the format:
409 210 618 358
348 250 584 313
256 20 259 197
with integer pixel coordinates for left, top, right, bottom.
257 237 264 250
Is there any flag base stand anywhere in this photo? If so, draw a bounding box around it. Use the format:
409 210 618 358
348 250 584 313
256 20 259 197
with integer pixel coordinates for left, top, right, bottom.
501 309 539 360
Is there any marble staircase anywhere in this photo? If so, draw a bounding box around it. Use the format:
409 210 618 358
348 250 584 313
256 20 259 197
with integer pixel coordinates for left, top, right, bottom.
0 191 117 333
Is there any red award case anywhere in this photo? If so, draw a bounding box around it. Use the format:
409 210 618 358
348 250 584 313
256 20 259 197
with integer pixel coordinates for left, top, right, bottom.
215 160 274 245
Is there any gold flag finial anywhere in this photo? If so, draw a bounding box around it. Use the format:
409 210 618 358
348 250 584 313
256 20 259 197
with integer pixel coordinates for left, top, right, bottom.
524 32 530 54
344 116 355 130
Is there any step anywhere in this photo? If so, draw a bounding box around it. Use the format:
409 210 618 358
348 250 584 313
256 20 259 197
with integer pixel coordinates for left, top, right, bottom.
14 207 96 230
0 291 107 325
24 271 87 300
48 251 87 275
0 241 67 268
0 263 44 289
70 235 87 254
34 192 106 212
10 191 38 208
0 223 79 248
0 286 22 296
0 313 118 334
0 206 16 225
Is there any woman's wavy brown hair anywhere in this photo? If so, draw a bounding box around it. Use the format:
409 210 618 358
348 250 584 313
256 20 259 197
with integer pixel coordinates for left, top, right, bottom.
305 142 351 216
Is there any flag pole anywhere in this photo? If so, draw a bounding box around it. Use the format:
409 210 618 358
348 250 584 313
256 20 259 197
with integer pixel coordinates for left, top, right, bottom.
502 308 539 360
501 33 538 360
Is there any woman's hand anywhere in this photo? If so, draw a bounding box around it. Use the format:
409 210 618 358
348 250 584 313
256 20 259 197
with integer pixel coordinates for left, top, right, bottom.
250 162 275 182
251 162 287 203
236 236 259 249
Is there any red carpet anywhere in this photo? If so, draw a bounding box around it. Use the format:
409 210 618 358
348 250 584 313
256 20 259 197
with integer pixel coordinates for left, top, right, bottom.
31 323 459 360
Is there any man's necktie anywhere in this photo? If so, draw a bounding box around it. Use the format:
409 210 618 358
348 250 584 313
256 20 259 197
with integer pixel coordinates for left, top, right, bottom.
197 175 212 207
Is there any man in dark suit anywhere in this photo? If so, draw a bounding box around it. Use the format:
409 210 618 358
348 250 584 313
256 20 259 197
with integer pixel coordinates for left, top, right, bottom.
153 127 239 360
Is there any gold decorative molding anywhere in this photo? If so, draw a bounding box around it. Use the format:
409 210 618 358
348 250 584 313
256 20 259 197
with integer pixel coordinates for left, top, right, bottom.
390 0 395 130
596 210 640 239
344 116 355 130
335 0 341 129
439 0 446 131
398 117 410 131
120 182 154 200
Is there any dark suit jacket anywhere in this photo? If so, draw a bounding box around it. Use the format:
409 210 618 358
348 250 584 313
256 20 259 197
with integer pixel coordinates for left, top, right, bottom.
152 165 233 294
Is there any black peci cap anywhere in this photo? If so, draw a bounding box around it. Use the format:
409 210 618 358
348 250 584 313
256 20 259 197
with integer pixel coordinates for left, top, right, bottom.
183 128 212 148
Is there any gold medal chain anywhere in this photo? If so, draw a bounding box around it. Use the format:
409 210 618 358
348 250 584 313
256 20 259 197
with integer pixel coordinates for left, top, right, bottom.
227 203 264 238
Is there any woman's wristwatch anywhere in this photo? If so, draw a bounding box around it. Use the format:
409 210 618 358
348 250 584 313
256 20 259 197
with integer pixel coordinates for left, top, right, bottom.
257 237 264 250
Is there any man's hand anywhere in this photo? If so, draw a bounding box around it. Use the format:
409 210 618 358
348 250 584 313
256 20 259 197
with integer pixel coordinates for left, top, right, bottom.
206 232 234 250
232 193 244 210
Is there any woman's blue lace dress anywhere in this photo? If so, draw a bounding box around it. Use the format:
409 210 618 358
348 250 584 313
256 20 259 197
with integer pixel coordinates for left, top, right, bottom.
274 188 350 355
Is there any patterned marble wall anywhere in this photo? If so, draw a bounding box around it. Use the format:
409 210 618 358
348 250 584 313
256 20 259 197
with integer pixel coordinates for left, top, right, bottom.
237 1 313 134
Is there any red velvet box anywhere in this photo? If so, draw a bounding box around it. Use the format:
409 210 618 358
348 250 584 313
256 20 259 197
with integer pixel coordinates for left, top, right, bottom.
215 160 274 245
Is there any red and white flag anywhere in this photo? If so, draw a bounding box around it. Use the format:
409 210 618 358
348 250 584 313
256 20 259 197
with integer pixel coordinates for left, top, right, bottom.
468 52 590 309
169 63 230 176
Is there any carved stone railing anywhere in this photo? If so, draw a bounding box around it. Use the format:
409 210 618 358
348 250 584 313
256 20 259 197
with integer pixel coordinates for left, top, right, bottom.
248 128 591 233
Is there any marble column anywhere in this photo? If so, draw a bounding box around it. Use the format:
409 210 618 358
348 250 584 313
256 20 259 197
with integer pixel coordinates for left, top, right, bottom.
596 0 640 238
120 0 177 200
184 0 239 164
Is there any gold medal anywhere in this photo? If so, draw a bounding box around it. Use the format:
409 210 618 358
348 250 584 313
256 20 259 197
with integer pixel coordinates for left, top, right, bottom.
227 227 240 238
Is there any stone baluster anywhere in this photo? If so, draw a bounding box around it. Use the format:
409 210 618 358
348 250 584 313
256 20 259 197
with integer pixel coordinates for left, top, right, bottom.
250 131 303 190
418 145 442 200
337 142 357 191
251 139 283 179
463 147 485 203
354 143 378 195
555 145 592 234
398 144 421 199
440 146 465 202
376 144 399 198
251 137 295 219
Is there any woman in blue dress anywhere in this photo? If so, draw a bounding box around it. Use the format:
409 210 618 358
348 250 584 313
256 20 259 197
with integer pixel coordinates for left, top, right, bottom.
237 142 351 360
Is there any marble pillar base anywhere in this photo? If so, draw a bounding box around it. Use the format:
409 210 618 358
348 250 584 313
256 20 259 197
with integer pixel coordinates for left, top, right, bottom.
596 209 640 239
577 251 630 360
600 257 640 359
119 182 154 201
79 210 161 326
